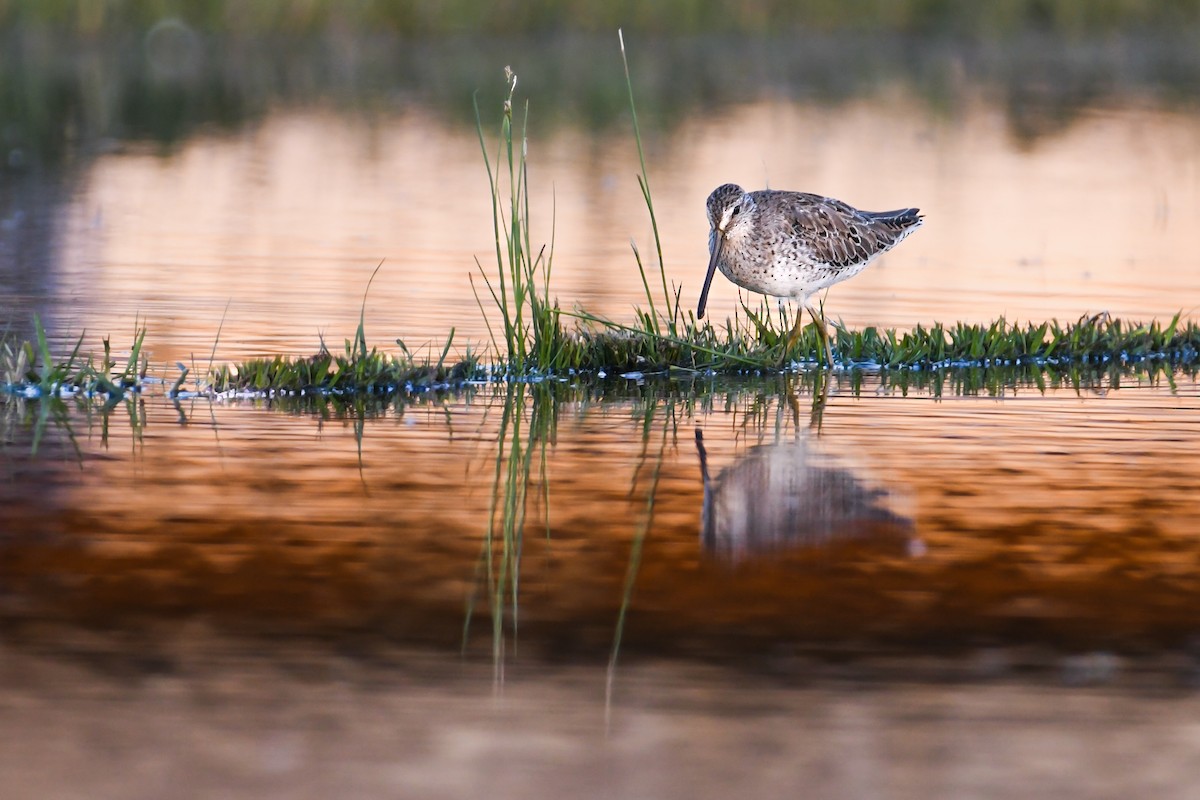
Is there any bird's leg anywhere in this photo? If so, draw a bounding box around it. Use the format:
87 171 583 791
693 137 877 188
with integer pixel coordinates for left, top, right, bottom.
782 305 807 360
806 303 834 368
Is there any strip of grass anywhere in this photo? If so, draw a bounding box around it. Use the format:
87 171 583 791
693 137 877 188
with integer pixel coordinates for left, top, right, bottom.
205 281 484 395
205 310 1200 393
6 310 1197 401
205 342 481 396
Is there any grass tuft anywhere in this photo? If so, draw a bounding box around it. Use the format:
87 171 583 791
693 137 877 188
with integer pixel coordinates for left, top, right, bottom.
1 316 146 400
472 66 567 374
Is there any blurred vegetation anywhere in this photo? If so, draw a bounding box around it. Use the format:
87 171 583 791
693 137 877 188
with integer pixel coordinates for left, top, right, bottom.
4 27 1200 173
3 0 1200 36
1 0 1200 172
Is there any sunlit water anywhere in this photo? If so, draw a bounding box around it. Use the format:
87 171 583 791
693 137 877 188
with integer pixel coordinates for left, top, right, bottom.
5 376 1200 796
7 375 1200 651
7 94 1200 364
6 39 1200 799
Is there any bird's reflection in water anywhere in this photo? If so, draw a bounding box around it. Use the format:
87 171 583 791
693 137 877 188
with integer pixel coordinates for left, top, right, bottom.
696 429 919 563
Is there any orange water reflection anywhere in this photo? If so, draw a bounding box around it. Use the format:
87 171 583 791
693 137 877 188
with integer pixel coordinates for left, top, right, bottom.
49 95 1200 366
5 376 1200 655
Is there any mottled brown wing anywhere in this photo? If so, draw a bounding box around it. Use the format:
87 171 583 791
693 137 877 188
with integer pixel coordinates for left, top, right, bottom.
778 192 916 269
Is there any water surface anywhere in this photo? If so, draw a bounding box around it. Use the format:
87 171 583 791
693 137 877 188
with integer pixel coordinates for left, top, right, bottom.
5 30 1200 799
4 36 1200 365
6 374 1200 656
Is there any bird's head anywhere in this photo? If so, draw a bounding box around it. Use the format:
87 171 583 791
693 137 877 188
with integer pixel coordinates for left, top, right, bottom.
706 183 754 237
699 184 753 320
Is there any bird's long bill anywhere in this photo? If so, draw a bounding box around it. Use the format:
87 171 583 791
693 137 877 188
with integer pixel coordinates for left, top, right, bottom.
697 234 724 319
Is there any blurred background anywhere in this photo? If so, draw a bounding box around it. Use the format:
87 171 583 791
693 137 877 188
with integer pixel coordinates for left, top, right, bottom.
4 0 1200 359
4 3 1200 798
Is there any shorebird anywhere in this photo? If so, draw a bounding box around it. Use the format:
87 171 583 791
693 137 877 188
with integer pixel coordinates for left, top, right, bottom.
697 183 923 366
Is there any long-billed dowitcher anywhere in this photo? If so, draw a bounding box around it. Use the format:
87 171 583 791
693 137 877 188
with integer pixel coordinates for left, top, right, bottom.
697 183 923 366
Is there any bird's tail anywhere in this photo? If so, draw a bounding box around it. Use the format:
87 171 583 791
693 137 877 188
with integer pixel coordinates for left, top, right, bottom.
869 208 923 229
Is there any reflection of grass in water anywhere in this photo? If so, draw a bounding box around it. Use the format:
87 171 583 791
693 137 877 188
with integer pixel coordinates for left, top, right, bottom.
608 395 672 704
459 379 679 677
464 381 557 668
2 382 146 461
